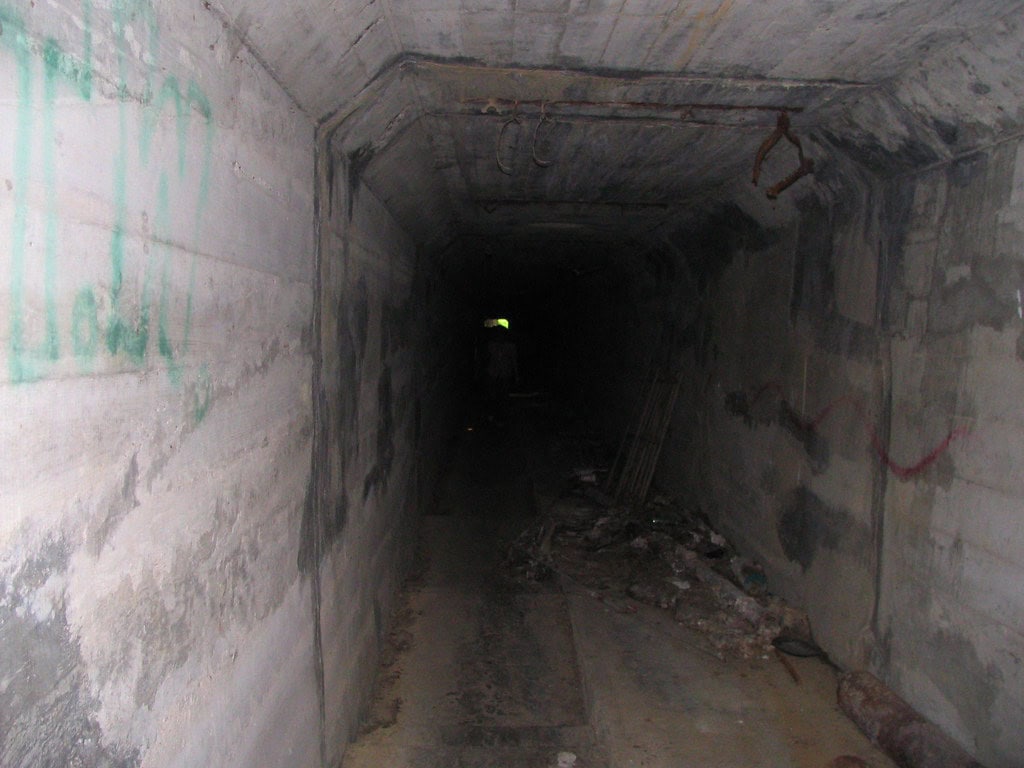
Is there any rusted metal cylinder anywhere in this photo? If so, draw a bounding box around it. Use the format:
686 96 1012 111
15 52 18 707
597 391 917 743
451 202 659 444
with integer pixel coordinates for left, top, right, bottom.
837 671 985 768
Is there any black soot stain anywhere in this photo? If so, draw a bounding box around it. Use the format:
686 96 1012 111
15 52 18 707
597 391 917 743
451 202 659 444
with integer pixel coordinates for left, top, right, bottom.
924 629 1004 752
672 203 778 291
335 276 369 450
777 487 865 571
946 151 988 188
346 144 375 220
363 365 395 502
779 401 831 474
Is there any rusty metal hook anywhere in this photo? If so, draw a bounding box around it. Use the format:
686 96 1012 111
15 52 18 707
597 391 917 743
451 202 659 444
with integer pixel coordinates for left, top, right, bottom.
767 156 815 199
752 112 815 198
496 102 522 175
532 103 555 168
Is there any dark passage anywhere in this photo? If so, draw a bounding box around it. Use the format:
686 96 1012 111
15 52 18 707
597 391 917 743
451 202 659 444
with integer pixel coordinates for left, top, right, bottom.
342 400 897 768
344 406 605 767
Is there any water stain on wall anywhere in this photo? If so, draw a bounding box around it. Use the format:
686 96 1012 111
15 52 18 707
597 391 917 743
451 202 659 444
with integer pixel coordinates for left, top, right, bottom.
791 197 835 324
924 629 1005 755
946 151 988 188
928 255 1024 334
779 401 831 474
335 275 370 451
722 390 830 473
671 203 775 291
821 127 941 178
346 144 375 220
298 470 323 576
363 365 394 501
85 453 140 556
777 487 868 571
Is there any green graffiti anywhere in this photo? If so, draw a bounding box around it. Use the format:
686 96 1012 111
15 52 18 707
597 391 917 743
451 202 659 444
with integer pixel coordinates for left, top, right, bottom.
146 78 216 385
116 0 160 93
42 12 93 99
80 0 92 99
173 80 215 385
4 0 215 390
193 364 212 423
103 190 155 366
104 140 154 366
71 288 99 365
186 81 214 198
41 40 62 362
107 1 215 382
155 173 178 380
106 0 152 364
8 15 37 383
4 2 92 381
0 5 92 98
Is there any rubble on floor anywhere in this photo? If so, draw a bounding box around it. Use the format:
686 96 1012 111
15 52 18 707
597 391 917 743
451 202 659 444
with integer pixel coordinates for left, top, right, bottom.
506 473 818 661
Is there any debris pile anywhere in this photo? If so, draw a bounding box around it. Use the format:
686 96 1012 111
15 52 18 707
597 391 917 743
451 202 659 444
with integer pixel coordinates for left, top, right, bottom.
506 474 816 660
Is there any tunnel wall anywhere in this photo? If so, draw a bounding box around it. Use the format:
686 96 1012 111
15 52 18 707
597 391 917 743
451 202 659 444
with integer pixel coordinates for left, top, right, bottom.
0 2 320 766
873 140 1024 767
652 142 1024 764
306 153 459 765
637 188 884 672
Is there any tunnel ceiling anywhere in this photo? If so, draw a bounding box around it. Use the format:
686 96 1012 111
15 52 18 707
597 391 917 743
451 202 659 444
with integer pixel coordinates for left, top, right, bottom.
213 0 1024 251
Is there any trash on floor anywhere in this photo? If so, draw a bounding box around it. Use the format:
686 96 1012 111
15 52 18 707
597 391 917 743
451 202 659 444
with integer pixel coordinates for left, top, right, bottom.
506 459 819 660
774 634 825 658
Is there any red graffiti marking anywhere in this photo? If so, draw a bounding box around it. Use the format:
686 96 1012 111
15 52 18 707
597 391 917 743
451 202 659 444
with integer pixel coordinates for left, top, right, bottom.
745 384 969 480
749 381 785 408
867 424 971 480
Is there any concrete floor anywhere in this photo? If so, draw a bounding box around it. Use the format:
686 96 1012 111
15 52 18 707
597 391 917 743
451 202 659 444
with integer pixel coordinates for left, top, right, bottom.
342 405 898 768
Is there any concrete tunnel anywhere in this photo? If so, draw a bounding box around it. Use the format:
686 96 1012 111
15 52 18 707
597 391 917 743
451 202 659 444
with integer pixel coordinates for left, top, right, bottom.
2 0 1023 765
